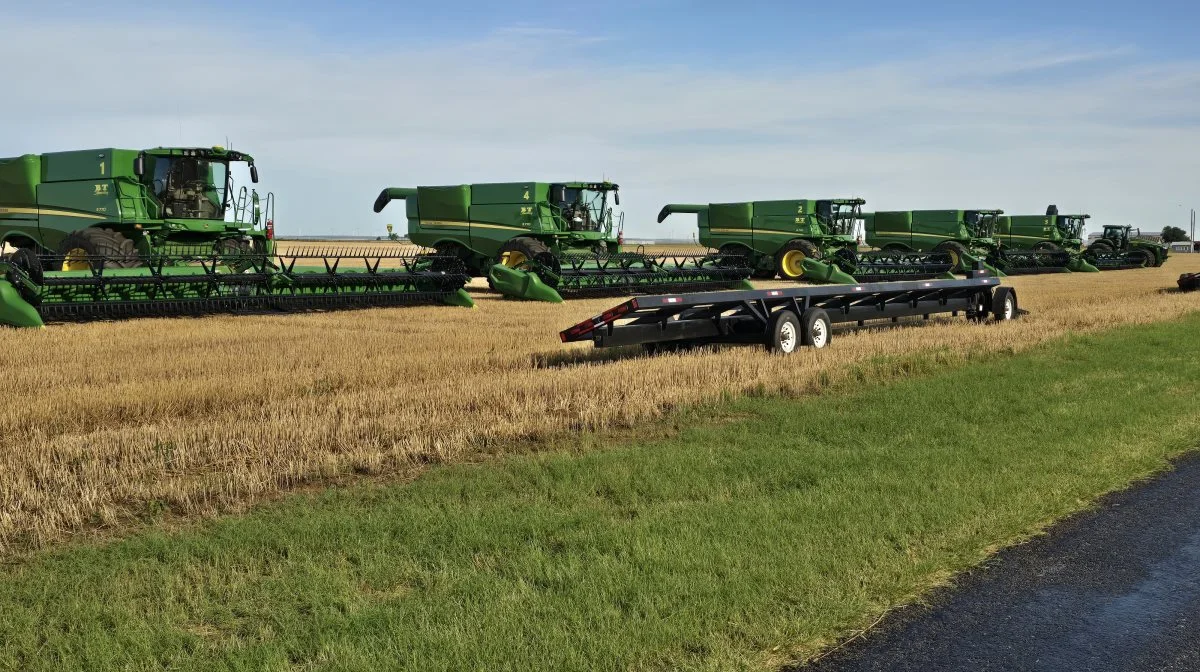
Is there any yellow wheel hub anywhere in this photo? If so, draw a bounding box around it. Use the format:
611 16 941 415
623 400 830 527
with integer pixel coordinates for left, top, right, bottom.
61 247 91 272
944 248 961 269
501 251 527 268
780 249 807 279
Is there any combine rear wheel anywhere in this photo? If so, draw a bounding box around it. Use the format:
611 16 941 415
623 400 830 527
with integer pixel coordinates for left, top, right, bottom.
934 241 970 272
1033 242 1062 253
1131 249 1155 268
57 228 140 271
775 240 821 281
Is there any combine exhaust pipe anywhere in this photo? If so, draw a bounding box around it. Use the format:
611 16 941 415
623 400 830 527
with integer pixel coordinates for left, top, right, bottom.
373 187 418 213
657 204 708 224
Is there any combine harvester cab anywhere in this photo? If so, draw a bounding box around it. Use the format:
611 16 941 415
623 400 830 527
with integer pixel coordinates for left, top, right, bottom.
372 182 753 302
865 209 1013 277
657 198 955 285
0 147 472 328
1084 224 1169 270
994 205 1098 274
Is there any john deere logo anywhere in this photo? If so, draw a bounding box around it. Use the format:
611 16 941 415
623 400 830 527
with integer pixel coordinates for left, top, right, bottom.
93 184 109 196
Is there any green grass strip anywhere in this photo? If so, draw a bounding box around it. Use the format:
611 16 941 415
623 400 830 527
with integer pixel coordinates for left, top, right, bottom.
3 314 1200 671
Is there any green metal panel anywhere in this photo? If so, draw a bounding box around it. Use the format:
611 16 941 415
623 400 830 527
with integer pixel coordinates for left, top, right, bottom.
470 182 543 205
0 154 42 245
866 211 914 249
704 202 754 253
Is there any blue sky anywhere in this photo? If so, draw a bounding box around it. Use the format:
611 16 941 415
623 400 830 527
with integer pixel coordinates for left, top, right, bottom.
2 1 1198 238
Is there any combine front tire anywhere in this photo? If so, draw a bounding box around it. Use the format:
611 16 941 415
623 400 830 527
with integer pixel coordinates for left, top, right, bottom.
935 241 971 272
498 237 553 270
991 287 1018 321
57 228 140 271
775 240 821 281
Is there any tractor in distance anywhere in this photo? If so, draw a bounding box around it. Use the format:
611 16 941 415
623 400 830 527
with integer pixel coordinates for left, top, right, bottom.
373 181 751 302
656 198 955 284
1085 224 1169 269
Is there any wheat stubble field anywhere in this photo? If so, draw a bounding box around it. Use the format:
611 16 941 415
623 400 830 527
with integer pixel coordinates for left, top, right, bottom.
2 255 1198 555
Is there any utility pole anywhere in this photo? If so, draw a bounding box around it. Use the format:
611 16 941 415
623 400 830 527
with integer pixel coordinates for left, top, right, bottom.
1191 208 1195 250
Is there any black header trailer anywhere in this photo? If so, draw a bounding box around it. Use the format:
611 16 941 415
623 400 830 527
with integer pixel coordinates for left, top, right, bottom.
560 270 1020 354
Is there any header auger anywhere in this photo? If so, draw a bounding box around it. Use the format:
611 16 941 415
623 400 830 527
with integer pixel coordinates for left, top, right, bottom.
658 198 956 285
0 147 472 328
373 181 753 302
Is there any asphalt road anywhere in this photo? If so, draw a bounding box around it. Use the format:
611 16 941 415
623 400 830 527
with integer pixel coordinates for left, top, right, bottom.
802 453 1200 672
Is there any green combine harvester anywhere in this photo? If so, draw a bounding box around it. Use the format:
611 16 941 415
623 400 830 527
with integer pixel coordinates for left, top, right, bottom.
1084 224 1169 269
863 208 1078 276
372 181 753 302
0 147 472 328
995 205 1099 273
656 198 955 284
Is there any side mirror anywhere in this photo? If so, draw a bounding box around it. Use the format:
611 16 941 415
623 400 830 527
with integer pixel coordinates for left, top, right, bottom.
250 164 259 184
613 191 620 206
134 154 146 176
551 185 566 203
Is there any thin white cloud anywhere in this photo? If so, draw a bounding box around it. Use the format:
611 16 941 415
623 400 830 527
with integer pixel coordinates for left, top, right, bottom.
0 16 1196 238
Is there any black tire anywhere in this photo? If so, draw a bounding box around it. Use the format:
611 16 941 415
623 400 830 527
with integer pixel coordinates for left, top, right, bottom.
1032 242 1062 253
7 247 44 304
881 244 909 253
766 309 802 354
800 308 832 348
56 228 140 271
1087 240 1113 254
495 236 560 287
1130 249 1155 268
934 241 971 272
775 239 821 281
991 286 1018 321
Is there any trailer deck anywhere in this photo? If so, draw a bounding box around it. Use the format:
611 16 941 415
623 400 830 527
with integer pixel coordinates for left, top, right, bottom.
560 270 1019 354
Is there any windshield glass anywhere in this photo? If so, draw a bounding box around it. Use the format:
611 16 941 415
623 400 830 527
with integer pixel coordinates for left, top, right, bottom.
149 157 230 219
560 187 618 232
816 201 861 236
1103 226 1126 241
1059 216 1085 239
964 211 997 238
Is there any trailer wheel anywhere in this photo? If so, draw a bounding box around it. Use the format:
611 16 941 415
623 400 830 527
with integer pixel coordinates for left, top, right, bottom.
776 240 821 281
800 309 832 349
766 310 801 354
935 241 970 272
991 287 1018 321
57 228 141 271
